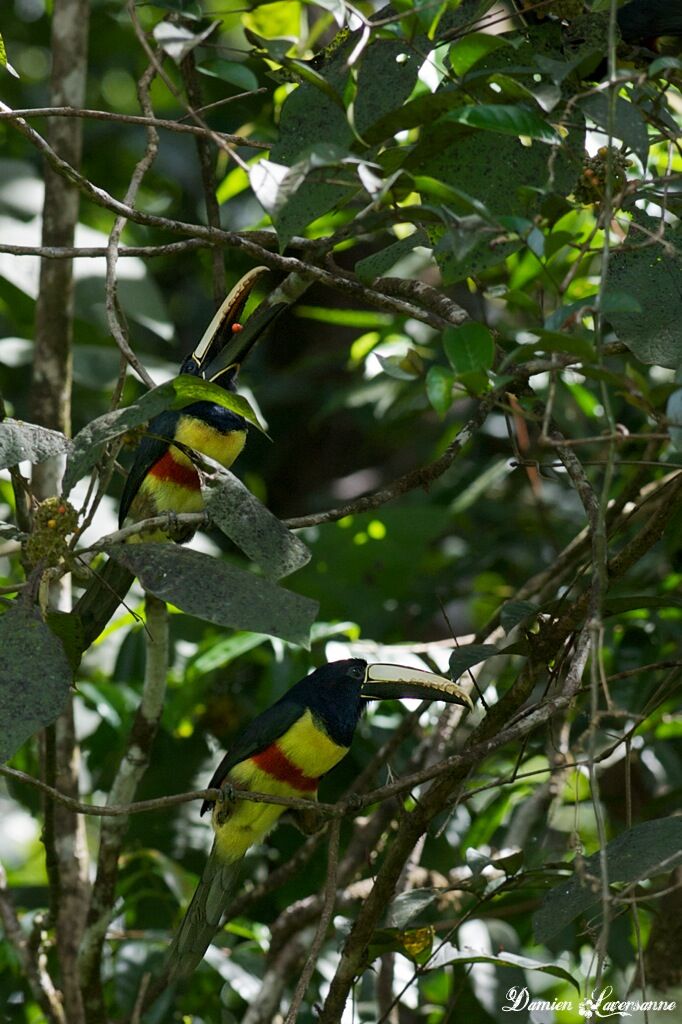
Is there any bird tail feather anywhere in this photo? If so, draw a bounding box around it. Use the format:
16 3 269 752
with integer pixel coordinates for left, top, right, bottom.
165 845 242 981
73 558 134 652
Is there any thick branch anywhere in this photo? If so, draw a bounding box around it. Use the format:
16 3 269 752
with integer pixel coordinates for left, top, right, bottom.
29 4 91 1021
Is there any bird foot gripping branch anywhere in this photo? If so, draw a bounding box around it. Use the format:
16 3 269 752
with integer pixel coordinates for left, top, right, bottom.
164 658 472 983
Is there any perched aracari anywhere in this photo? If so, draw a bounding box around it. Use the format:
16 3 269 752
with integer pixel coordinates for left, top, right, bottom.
165 658 473 981
75 268 285 650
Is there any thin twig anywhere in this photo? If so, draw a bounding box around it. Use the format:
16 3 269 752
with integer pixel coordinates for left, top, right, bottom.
284 819 342 1024
0 106 268 147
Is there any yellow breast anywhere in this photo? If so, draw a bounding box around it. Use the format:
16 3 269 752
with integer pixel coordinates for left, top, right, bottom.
174 416 246 470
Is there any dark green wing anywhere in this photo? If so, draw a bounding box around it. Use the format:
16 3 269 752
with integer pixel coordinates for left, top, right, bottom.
118 410 180 527
202 691 308 814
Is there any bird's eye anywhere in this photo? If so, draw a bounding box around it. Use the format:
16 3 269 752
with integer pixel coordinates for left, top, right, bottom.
349 665 364 679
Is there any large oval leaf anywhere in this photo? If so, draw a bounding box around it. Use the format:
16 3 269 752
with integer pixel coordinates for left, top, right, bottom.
109 544 317 648
0 603 72 763
201 469 311 580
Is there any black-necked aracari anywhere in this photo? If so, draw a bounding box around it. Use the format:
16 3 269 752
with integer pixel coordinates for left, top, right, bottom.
165 658 473 981
117 267 283 542
74 268 285 649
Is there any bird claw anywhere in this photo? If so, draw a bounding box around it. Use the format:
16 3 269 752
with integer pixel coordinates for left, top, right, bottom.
219 782 236 804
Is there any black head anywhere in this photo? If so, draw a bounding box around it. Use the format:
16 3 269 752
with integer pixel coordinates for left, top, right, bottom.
293 659 368 748
294 657 473 748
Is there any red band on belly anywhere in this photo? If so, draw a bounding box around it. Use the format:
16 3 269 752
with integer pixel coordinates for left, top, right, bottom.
251 745 320 792
148 449 200 490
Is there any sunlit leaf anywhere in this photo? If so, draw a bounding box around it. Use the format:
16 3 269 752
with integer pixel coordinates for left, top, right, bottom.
440 105 560 143
443 323 495 375
449 32 508 76
0 419 70 471
427 944 580 993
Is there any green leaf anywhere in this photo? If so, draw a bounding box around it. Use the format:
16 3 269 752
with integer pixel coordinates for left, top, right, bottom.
580 94 649 165
534 818 682 943
109 544 318 648
0 603 72 763
279 56 346 110
449 32 508 77
648 56 682 77
243 0 301 38
443 323 495 375
440 105 560 143
249 147 351 250
294 306 393 328
500 600 539 632
0 418 70 471
513 329 595 361
267 27 423 246
46 611 85 675
605 216 682 368
449 643 500 679
600 291 642 314
197 60 259 92
426 944 580 993
412 119 584 282
63 375 264 495
187 632 268 678
426 365 455 418
201 470 310 580
545 295 598 331
355 230 429 285
388 888 439 929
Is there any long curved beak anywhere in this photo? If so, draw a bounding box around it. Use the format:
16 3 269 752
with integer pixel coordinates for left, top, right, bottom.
361 663 473 711
181 266 286 386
